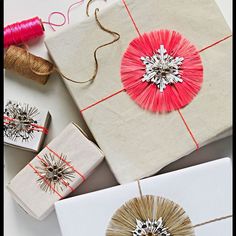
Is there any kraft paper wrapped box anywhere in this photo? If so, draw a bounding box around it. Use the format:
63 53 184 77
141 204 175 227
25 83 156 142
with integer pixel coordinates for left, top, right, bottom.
45 0 232 184
55 158 232 236
7 122 104 220
4 99 51 152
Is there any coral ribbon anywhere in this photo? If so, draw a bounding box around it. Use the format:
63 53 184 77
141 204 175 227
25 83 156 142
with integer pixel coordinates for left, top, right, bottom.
3 115 48 134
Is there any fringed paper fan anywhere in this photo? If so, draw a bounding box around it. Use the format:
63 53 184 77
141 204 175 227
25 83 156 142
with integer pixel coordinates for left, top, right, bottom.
106 195 195 236
120 29 203 113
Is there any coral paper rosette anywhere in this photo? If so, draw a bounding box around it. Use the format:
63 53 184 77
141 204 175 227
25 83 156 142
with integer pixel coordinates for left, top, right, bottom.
121 29 203 112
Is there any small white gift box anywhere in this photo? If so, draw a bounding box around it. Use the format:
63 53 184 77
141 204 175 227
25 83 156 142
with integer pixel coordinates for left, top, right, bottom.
4 99 51 152
54 158 232 236
7 122 104 220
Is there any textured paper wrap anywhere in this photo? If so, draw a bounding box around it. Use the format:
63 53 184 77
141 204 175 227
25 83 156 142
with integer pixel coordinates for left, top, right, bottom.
55 158 232 236
45 0 232 183
7 122 104 220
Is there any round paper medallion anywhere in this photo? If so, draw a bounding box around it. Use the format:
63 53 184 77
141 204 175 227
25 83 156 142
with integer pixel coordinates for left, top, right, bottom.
120 29 203 113
106 195 195 236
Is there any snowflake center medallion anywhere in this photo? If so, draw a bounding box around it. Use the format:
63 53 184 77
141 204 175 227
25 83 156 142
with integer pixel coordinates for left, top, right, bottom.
141 45 184 92
133 218 170 236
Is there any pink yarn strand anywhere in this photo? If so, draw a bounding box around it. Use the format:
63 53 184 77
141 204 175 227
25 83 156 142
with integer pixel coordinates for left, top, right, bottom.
3 0 85 46
67 0 84 24
43 0 84 31
42 11 67 31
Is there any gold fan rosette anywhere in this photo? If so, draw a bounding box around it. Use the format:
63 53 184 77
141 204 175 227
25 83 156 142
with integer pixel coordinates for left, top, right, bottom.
106 195 194 236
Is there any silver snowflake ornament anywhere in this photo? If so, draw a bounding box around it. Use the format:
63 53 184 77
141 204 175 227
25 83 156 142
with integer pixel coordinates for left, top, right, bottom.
133 218 170 236
141 45 184 92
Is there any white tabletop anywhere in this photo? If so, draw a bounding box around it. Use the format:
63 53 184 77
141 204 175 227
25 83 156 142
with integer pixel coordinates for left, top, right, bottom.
4 0 232 235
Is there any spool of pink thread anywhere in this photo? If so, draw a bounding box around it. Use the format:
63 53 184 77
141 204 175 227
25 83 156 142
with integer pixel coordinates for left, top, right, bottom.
4 16 45 48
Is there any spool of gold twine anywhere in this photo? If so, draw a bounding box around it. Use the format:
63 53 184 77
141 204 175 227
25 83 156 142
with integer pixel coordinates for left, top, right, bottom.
4 5 120 86
4 45 54 84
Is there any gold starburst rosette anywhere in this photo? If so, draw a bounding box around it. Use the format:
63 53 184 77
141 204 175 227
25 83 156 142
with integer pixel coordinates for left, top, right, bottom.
106 195 194 236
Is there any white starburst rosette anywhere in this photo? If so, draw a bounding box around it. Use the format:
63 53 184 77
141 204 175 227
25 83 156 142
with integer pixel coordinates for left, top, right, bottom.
3 99 51 152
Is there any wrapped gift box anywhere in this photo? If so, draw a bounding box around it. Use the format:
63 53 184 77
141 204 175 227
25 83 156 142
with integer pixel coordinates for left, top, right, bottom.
55 158 232 236
7 122 104 220
4 99 51 152
45 0 232 183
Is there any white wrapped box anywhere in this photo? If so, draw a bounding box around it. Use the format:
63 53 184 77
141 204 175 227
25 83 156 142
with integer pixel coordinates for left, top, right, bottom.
55 158 232 236
4 99 51 152
45 0 232 184
7 122 104 220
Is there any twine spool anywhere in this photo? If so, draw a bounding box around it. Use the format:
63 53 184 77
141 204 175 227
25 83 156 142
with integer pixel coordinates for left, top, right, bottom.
3 3 119 85
4 17 44 48
4 45 54 84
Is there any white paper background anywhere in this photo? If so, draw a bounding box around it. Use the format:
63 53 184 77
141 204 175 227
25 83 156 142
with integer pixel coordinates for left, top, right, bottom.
4 0 232 236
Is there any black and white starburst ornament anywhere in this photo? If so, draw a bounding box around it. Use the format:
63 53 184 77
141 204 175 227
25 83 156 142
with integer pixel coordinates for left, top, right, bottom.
35 153 75 193
4 100 39 142
133 218 170 236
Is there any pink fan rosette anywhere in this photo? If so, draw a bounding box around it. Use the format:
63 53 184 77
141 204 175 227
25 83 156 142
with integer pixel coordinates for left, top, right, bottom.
120 29 203 113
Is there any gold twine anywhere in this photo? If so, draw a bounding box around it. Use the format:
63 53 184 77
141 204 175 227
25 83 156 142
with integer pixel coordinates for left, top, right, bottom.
4 45 54 84
136 180 232 229
193 215 232 228
86 0 120 81
4 45 96 84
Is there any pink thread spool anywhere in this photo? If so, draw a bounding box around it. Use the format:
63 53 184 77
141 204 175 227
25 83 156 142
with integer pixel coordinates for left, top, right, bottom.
4 16 45 48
